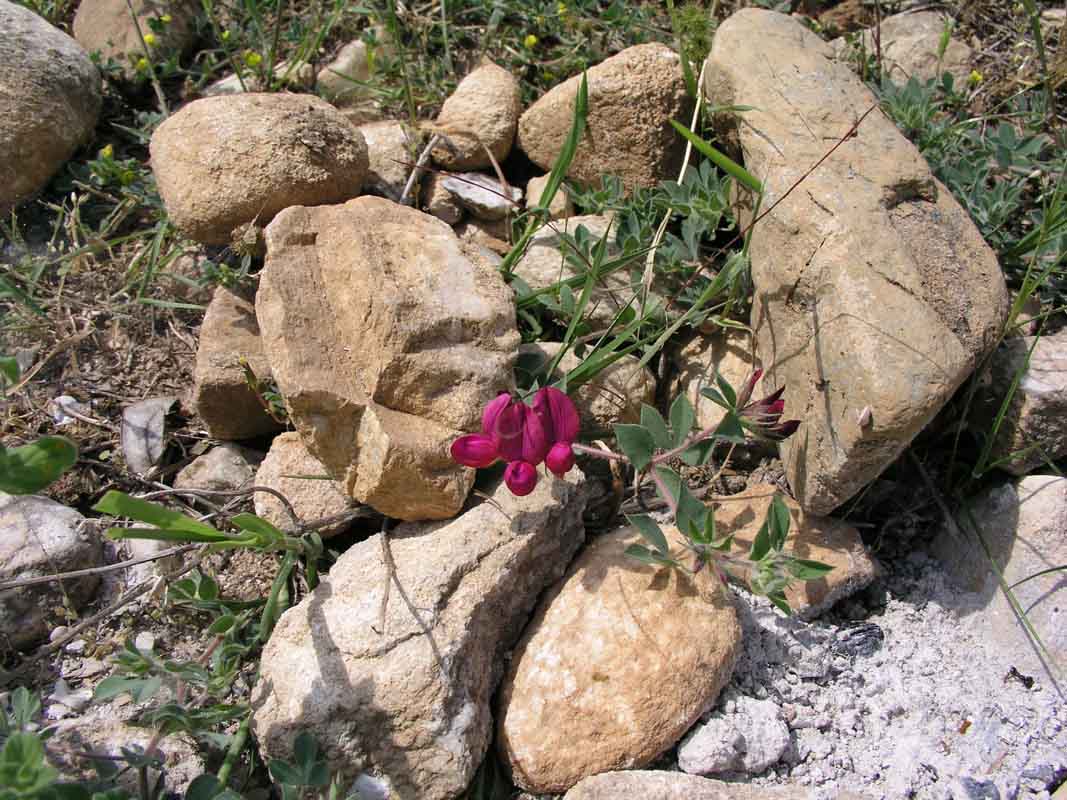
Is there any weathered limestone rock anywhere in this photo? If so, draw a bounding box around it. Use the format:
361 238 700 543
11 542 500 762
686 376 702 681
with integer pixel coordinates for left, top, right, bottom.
497 526 742 794
202 60 315 96
511 214 640 327
256 196 518 520
254 432 355 537
360 120 419 202
518 43 689 193
193 286 283 441
517 342 654 435
526 173 573 220
174 444 263 492
929 475 1067 676
422 171 464 224
150 93 369 245
970 330 1067 476
441 172 522 221
73 0 197 78
317 30 391 107
251 472 589 800
431 62 521 171
672 330 757 433
564 770 813 800
0 0 102 214
832 10 973 86
705 10 1008 514
714 484 877 619
0 494 102 651
678 694 791 776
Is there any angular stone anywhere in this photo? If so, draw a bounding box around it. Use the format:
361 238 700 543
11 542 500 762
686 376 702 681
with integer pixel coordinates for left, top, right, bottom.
517 342 654 436
511 214 640 327
0 0 102 214
970 330 1067 476
497 526 741 794
518 43 689 193
929 475 1067 676
150 93 369 245
174 443 263 492
704 10 1008 514
0 494 102 650
564 770 813 800
714 483 878 619
678 694 791 776
73 0 197 79
317 30 391 107
441 172 522 221
832 10 973 86
360 120 420 202
254 432 355 537
672 330 757 433
431 61 522 171
422 171 464 225
526 173 573 220
250 472 589 800
256 196 518 520
193 286 283 441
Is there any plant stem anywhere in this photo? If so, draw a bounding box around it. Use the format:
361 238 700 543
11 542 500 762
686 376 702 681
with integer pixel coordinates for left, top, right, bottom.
216 714 251 787
571 442 629 462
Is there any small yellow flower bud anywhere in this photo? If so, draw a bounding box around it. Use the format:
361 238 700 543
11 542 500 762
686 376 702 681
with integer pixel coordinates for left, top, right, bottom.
160 13 171 23
143 32 157 46
557 1 567 15
135 57 149 72
969 69 983 85
244 50 262 67
221 29 231 42
99 144 113 159
523 33 538 49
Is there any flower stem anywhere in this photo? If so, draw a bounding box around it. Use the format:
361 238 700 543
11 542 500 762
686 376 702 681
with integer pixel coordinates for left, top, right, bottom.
571 442 629 463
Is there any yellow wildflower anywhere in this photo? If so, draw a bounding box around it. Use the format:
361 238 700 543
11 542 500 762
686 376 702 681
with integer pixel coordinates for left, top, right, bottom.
160 13 171 23
969 69 983 85
244 50 262 67
523 33 538 49
143 32 157 46
221 29 231 42
99 144 113 159
135 57 149 72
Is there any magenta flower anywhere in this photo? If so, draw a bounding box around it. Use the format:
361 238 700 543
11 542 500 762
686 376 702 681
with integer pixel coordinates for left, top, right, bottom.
737 369 800 442
451 387 580 495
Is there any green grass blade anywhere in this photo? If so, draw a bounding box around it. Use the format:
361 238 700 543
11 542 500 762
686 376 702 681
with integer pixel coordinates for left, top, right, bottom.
669 119 763 194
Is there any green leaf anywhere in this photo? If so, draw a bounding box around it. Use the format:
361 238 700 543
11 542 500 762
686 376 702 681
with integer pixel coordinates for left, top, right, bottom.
640 405 673 450
614 424 656 471
93 491 224 540
186 774 224 800
230 513 285 547
701 506 718 546
654 467 708 535
669 119 764 194
767 494 791 551
93 675 162 704
627 514 670 556
700 385 730 410
678 438 716 467
0 436 77 495
624 544 676 567
712 411 747 444
715 372 738 408
669 394 695 447
207 615 236 635
0 356 20 386
749 520 772 562
767 591 793 615
786 558 834 580
0 732 58 794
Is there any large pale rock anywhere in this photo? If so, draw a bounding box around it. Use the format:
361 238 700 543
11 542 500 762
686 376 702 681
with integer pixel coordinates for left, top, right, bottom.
256 196 518 520
832 10 973 86
317 30 392 107
511 214 639 327
672 330 757 433
441 173 522 221
0 494 102 650
497 526 742 794
678 694 791 776
714 484 877 619
174 443 263 492
970 330 1067 476
0 0 102 214
193 286 283 441
705 10 1008 514
150 93 369 245
360 120 419 202
518 43 689 193
517 342 654 435
526 173 573 220
431 62 521 171
254 432 355 537
251 472 589 800
564 770 812 800
73 0 197 78
929 475 1067 676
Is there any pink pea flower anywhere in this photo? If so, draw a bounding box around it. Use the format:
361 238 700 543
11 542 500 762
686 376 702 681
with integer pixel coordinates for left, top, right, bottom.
451 387 580 495
737 369 800 442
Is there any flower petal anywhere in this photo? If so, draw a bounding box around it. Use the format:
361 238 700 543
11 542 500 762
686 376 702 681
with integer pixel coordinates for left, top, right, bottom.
545 441 575 477
493 400 527 462
504 461 538 496
450 434 498 468
535 387 580 444
521 403 551 465
482 392 512 435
